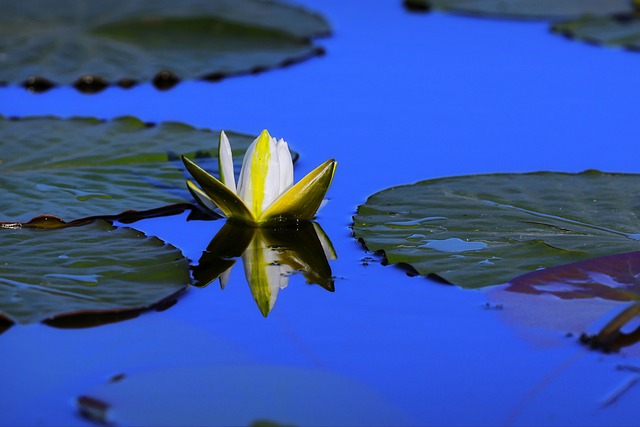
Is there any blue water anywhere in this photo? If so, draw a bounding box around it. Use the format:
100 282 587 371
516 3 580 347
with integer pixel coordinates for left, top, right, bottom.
2 1 640 425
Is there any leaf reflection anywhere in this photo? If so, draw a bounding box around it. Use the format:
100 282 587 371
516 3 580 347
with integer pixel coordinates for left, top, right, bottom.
493 251 640 353
192 222 337 316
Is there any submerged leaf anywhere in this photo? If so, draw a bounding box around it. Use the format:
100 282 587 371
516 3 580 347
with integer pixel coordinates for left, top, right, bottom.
489 251 640 353
0 0 330 91
353 171 640 288
504 251 640 302
0 116 257 223
0 220 189 324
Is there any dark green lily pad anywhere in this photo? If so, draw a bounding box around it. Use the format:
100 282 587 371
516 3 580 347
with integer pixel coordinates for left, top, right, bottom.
353 171 640 289
0 220 189 324
0 0 330 92
403 0 634 20
0 115 257 223
552 13 640 51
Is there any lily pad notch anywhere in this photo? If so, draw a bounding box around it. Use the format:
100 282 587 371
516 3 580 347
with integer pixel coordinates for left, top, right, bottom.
353 171 640 289
0 116 282 328
0 0 331 93
402 0 640 53
0 220 190 327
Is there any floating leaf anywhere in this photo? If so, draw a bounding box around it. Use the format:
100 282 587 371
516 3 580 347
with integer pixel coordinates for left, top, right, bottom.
552 13 640 51
77 364 412 426
0 116 260 223
403 0 634 20
0 220 189 325
353 171 640 288
0 0 330 92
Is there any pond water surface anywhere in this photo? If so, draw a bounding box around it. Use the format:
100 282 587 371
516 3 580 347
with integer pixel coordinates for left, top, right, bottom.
2 1 640 425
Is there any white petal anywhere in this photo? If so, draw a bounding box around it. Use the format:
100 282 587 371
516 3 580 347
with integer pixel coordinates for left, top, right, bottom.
261 137 282 211
237 130 282 217
276 139 294 194
218 131 237 194
236 134 257 199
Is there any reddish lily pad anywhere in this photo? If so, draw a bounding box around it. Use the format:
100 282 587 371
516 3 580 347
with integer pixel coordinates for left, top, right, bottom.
504 251 640 302
492 251 640 353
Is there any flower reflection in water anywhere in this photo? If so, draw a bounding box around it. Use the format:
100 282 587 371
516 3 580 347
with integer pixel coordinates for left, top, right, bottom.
192 221 336 316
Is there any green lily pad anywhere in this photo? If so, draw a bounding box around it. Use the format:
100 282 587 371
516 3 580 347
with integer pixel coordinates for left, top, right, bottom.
0 115 258 223
0 220 189 324
0 0 330 92
353 171 640 289
403 0 634 20
552 13 640 51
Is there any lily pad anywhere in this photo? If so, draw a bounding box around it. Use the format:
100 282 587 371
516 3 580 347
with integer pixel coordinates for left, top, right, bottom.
0 116 258 223
403 0 634 20
353 171 640 288
552 13 640 51
0 220 189 324
404 0 635 20
0 0 330 92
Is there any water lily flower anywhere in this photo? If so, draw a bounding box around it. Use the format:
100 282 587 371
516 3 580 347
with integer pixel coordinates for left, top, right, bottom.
182 130 336 226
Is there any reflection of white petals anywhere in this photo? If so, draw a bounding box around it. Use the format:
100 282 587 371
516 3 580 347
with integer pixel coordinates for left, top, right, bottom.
207 221 336 317
266 264 282 311
219 268 231 290
313 222 338 261
277 262 293 290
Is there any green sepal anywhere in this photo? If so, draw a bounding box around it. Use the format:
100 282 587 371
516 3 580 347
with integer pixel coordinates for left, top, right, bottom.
185 180 220 214
182 156 255 224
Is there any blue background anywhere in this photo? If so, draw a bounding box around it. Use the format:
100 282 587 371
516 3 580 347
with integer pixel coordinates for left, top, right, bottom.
1 1 640 425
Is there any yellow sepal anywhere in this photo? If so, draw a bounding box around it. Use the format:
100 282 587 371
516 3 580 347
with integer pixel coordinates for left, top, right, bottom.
182 156 256 224
259 159 337 224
